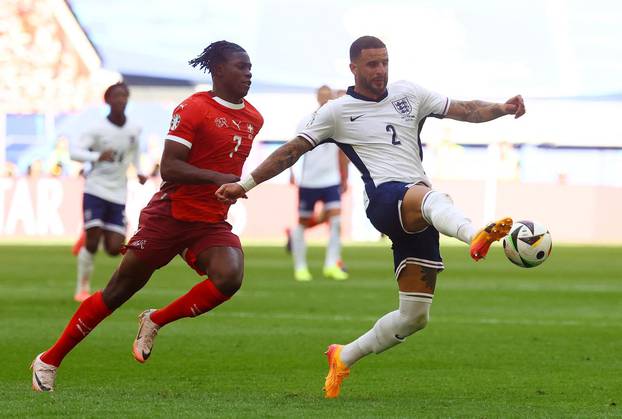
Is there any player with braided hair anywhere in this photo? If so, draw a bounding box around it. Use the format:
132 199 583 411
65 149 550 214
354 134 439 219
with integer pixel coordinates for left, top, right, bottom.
188 40 246 73
31 41 263 392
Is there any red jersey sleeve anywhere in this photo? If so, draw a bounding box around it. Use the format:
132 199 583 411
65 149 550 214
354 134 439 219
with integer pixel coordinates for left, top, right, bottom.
165 100 203 148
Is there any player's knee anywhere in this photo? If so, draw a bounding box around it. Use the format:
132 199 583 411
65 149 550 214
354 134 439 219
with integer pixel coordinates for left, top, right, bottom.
395 301 431 337
209 265 243 295
397 310 429 336
105 246 122 257
85 242 99 254
298 218 312 228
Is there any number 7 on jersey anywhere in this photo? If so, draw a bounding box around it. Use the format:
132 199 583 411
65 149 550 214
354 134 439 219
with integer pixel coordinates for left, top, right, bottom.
229 135 242 158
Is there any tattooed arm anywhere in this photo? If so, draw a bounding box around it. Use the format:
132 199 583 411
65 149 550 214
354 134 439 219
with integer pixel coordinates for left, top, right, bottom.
250 136 313 184
215 136 314 202
446 95 526 123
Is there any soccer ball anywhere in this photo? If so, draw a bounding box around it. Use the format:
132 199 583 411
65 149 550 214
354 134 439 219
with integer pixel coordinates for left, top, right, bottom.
502 220 552 268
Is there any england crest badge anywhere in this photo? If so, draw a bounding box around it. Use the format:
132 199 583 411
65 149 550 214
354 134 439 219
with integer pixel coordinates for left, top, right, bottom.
392 97 412 115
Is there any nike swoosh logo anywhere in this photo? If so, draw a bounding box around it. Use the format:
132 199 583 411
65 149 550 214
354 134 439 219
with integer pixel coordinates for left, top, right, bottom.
350 114 365 121
34 372 51 391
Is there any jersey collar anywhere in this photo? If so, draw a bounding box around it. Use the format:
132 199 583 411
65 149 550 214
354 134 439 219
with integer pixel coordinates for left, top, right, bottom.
212 95 245 110
346 86 388 103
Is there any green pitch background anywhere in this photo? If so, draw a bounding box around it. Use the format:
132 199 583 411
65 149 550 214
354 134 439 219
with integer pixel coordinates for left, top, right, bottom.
1 244 620 418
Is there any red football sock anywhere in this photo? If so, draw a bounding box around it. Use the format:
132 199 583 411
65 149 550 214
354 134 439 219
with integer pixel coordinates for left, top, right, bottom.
41 291 112 367
150 279 230 327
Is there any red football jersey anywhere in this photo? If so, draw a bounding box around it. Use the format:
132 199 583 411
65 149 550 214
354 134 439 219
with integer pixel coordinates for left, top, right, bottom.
161 92 263 223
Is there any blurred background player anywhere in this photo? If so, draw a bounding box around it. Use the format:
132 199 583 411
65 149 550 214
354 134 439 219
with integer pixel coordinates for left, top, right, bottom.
31 41 263 392
69 82 147 302
288 85 349 281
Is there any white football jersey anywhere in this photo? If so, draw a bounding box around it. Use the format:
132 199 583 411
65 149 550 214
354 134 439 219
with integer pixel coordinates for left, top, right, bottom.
291 111 341 188
298 80 449 205
70 117 142 204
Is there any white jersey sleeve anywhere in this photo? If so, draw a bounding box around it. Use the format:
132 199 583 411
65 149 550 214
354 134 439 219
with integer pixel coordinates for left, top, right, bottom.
77 117 142 204
291 111 341 188
70 129 101 162
297 101 337 146
405 81 451 118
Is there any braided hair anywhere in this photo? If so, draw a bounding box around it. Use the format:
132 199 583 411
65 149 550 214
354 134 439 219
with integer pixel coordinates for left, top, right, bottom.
188 41 246 74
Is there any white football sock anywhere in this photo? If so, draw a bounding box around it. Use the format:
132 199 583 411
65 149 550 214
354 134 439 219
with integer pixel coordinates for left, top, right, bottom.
76 247 94 294
291 224 307 270
421 190 477 244
340 292 432 367
324 215 341 268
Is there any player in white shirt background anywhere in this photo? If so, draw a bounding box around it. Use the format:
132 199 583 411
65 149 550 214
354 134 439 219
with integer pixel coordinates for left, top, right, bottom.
70 82 147 302
288 85 349 282
217 35 525 398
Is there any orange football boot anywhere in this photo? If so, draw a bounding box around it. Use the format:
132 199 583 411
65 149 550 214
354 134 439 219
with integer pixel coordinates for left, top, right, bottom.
470 217 513 261
323 344 350 398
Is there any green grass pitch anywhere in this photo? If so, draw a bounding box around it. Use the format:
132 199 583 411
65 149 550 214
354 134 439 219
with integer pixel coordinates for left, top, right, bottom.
1 243 620 417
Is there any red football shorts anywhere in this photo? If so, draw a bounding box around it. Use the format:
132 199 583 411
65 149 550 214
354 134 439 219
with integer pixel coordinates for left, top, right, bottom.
123 194 241 276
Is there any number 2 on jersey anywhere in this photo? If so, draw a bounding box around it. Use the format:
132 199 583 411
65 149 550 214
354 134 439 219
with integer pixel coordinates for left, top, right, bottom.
386 124 401 145
229 135 242 158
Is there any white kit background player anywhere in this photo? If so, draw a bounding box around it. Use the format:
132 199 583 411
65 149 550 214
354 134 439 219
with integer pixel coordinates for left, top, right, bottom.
217 35 525 398
289 85 349 282
70 82 147 302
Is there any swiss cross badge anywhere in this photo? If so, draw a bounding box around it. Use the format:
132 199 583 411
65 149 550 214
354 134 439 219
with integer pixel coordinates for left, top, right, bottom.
214 117 228 128
170 114 181 130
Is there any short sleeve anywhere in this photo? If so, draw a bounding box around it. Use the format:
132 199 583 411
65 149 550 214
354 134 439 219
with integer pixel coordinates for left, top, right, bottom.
409 82 450 118
297 102 336 146
165 100 202 148
70 128 100 162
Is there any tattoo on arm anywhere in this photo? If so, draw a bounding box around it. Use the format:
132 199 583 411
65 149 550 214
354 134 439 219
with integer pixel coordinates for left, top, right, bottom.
251 137 313 183
448 100 506 123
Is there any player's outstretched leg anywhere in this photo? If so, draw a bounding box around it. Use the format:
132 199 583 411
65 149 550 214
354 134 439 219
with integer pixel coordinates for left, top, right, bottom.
132 309 159 363
134 248 242 363
135 287 232 362
75 247 94 302
323 344 350 398
71 230 86 256
407 188 512 261
470 217 513 261
31 353 58 392
291 224 312 281
323 268 434 398
31 290 112 392
284 228 292 253
32 252 156 392
323 216 348 280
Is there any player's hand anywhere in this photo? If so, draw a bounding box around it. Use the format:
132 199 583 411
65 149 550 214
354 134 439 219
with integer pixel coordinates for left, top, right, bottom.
503 95 526 119
212 173 241 187
98 149 115 162
340 179 348 194
215 183 247 204
137 174 148 185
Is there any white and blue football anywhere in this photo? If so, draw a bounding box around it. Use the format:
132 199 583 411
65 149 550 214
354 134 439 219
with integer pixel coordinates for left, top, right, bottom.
502 220 552 268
